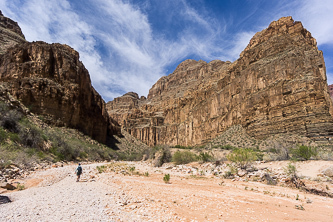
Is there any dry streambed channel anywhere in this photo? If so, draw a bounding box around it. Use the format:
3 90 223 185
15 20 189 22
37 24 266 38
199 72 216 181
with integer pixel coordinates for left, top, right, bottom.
1 161 333 221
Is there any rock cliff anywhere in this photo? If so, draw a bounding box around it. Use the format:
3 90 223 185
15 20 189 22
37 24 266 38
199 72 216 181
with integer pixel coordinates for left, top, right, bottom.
107 16 333 147
0 10 26 54
0 12 120 145
328 84 333 101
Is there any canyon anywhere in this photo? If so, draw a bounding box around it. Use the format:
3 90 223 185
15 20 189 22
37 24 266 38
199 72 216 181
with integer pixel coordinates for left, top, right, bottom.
107 16 333 147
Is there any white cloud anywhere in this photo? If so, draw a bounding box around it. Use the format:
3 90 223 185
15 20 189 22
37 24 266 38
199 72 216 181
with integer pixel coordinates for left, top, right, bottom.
0 0 265 101
294 0 333 46
227 31 256 61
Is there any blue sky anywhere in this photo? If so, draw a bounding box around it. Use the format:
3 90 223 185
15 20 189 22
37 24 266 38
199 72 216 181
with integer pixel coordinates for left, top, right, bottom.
1 0 333 101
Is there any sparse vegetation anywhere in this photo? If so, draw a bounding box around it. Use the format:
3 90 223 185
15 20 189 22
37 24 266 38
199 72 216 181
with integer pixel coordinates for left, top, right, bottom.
227 148 258 169
16 183 25 191
198 152 214 163
97 165 106 173
129 166 135 175
163 174 170 183
291 145 317 161
284 162 297 178
172 150 197 165
0 102 118 169
174 145 193 149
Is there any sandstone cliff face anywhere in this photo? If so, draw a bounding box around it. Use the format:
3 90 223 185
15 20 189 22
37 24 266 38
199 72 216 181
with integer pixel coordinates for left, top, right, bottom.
0 41 121 144
0 10 26 54
0 12 120 145
328 84 333 100
107 16 333 147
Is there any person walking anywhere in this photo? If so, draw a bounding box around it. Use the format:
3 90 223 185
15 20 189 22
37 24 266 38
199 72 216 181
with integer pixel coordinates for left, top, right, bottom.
75 163 82 182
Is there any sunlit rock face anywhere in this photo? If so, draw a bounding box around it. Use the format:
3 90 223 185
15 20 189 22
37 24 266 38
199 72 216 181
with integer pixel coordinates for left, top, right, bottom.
0 10 26 55
107 16 333 147
0 12 120 145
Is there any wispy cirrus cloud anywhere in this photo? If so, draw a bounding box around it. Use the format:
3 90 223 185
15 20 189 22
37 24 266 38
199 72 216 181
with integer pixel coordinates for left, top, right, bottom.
1 0 230 100
2 0 332 101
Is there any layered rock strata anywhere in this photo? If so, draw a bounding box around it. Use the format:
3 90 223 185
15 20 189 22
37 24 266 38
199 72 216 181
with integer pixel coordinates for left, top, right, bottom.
0 12 120 145
107 16 333 147
0 10 26 54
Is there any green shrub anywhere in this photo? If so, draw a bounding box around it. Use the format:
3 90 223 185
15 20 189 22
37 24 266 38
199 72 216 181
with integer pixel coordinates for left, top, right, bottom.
163 174 170 183
19 125 43 149
174 145 192 149
198 152 214 162
16 183 25 191
129 166 135 175
291 145 317 161
172 150 197 165
144 172 149 177
97 165 106 173
284 162 297 178
227 148 258 169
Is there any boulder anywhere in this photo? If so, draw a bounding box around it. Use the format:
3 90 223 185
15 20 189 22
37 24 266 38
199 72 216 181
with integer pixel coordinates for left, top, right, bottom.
0 182 16 190
322 166 333 177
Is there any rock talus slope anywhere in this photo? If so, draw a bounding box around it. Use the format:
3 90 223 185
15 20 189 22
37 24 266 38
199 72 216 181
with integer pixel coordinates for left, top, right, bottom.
107 16 333 147
0 12 120 145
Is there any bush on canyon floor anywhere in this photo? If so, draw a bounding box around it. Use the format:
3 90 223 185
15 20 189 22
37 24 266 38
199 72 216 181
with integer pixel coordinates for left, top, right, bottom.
174 145 193 149
197 152 214 163
284 162 298 178
291 145 317 161
163 174 170 183
172 150 197 165
227 148 258 169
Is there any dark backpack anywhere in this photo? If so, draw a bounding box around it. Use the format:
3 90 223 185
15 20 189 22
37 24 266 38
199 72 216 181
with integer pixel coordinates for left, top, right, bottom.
77 166 82 174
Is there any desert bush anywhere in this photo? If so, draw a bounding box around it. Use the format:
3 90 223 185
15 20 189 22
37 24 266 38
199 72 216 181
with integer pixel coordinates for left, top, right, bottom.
19 124 44 149
16 183 25 191
227 148 258 169
198 152 214 162
291 145 317 161
129 166 135 175
1 110 22 133
174 145 192 149
284 162 297 178
96 165 106 173
163 174 170 183
172 150 197 165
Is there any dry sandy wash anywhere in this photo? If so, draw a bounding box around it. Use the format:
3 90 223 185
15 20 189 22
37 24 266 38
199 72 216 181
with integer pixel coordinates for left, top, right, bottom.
1 161 333 221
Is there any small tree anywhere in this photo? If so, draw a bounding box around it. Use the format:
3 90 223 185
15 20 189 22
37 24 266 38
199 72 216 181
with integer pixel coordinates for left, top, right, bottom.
227 148 258 169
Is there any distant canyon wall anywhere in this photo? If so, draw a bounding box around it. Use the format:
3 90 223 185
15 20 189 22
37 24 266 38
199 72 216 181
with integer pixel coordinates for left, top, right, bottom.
107 16 333 147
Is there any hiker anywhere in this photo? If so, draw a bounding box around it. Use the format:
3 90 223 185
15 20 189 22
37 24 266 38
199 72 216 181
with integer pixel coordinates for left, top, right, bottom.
75 163 82 182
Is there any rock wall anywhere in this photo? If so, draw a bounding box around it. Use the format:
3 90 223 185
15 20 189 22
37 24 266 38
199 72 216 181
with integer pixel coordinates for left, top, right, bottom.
107 16 333 147
0 12 121 145
0 41 121 144
0 10 26 54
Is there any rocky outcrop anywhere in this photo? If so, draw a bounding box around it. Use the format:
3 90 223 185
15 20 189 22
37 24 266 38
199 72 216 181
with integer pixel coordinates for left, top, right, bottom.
107 16 333 147
0 41 121 144
0 10 26 54
328 84 333 101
